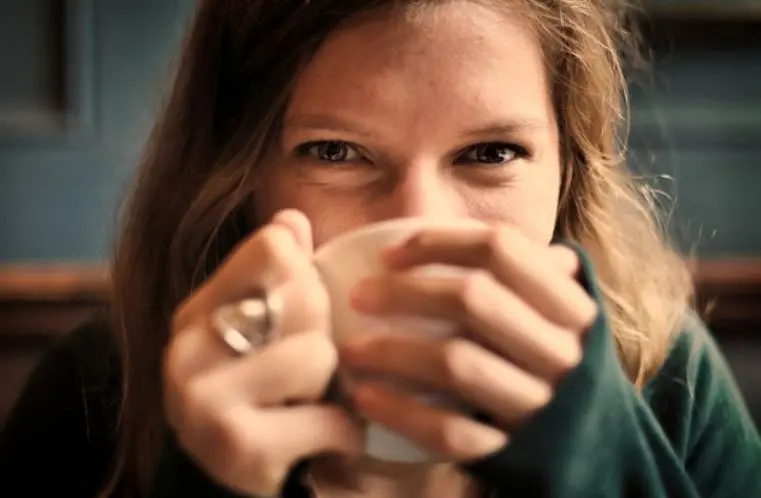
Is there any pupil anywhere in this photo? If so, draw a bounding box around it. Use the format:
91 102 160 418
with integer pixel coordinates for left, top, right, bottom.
322 143 345 161
479 145 504 163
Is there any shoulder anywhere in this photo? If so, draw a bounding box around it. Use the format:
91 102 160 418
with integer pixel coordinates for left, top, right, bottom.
643 312 759 459
0 317 123 494
51 316 122 383
645 312 722 401
25 316 122 416
646 312 743 407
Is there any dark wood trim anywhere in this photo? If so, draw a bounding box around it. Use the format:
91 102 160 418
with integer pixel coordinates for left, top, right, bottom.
5 259 759 300
1 259 760 338
691 258 761 289
689 258 761 334
0 265 109 339
0 264 109 302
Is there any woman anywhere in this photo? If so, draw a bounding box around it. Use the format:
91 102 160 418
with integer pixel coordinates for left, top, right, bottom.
1 0 759 497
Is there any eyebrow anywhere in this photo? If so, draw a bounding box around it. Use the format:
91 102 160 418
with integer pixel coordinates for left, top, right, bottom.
283 114 377 137
462 119 549 138
283 113 548 138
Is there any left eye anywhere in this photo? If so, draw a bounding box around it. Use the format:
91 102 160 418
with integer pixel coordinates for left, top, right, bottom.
457 143 524 165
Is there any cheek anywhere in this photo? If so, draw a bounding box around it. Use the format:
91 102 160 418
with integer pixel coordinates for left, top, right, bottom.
465 170 561 245
310 207 367 248
254 174 371 247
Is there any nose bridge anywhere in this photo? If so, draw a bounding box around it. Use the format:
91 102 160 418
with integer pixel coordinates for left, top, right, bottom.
385 160 459 219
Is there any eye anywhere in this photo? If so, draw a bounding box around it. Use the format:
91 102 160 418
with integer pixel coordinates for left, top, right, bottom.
456 142 527 165
296 140 361 163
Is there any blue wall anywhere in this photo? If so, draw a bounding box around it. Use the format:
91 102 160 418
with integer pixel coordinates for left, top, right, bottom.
629 11 761 255
0 0 195 262
1 0 759 262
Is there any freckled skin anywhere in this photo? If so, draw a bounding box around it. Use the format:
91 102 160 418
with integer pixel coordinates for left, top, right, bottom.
255 1 561 249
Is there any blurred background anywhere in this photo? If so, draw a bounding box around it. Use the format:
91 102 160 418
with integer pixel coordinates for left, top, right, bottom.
0 0 760 430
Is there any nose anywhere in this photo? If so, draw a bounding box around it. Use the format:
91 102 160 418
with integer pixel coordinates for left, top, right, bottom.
378 162 464 220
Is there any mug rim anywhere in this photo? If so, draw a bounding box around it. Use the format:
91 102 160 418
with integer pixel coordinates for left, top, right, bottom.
313 216 484 263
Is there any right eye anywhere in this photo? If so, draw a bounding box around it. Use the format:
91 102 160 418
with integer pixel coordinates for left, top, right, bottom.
296 140 361 163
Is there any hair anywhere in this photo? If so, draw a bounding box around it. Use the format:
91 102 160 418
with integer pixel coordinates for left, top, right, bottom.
103 0 693 495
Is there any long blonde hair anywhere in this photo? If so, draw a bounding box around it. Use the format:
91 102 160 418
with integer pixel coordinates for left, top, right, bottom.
104 0 692 495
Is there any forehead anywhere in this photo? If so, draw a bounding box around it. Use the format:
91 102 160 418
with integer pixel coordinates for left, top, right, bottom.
286 1 554 128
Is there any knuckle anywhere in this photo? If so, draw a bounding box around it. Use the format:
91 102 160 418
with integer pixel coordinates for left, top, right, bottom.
580 299 599 329
228 422 286 495
303 275 332 316
177 377 214 426
249 456 287 495
256 225 299 275
555 335 584 376
303 331 339 374
440 339 476 388
486 226 526 269
487 226 517 254
170 382 289 493
209 410 258 472
435 416 472 455
456 270 492 317
162 332 201 415
170 381 229 462
566 339 584 369
171 300 201 337
486 226 508 253
551 245 579 269
276 277 331 339
405 231 430 252
530 381 554 412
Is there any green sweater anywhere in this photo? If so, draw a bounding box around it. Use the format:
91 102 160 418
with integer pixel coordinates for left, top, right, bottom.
150 254 761 497
1 255 759 497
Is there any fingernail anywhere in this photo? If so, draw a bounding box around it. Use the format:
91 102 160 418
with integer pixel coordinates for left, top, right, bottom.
350 279 381 312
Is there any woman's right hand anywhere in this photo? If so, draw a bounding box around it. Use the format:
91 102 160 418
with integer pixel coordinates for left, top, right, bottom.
163 210 364 496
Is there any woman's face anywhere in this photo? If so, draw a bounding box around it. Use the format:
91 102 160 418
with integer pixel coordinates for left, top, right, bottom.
256 1 561 248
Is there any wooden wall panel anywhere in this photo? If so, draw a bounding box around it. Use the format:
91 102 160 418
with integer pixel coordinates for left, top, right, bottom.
0 265 108 427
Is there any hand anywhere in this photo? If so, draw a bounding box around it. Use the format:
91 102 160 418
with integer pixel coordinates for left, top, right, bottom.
164 210 363 496
340 225 598 461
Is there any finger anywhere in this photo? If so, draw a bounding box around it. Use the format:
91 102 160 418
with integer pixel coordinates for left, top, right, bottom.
271 209 314 255
547 244 582 276
173 221 311 335
192 330 339 407
352 382 507 461
257 405 364 461
167 269 330 381
165 323 233 389
383 225 488 269
351 272 583 383
190 405 363 496
341 334 551 427
385 227 579 276
383 227 597 331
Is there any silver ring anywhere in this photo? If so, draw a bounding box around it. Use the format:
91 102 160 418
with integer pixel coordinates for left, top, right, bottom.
211 290 282 355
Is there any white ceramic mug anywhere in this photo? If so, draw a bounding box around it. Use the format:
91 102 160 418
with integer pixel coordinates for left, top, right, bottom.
313 217 485 463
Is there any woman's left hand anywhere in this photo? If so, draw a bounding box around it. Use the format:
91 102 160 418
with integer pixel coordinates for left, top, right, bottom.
340 225 599 461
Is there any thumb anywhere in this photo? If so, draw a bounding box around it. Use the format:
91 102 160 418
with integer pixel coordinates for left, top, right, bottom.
270 209 314 255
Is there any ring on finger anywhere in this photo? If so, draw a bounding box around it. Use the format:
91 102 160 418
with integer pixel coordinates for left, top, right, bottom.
210 289 283 355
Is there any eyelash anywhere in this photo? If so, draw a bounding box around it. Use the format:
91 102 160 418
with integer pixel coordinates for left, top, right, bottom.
294 140 529 166
295 141 362 164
